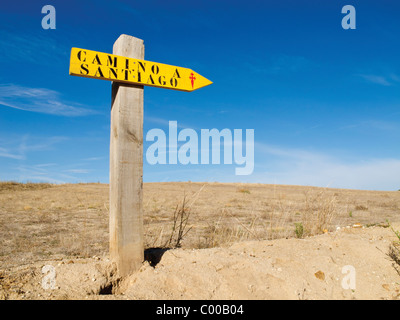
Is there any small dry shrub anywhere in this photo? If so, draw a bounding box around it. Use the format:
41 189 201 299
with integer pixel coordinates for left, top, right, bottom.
237 188 250 194
388 223 400 275
196 210 260 248
145 185 205 249
300 190 337 237
355 204 368 211
389 243 400 276
162 195 192 248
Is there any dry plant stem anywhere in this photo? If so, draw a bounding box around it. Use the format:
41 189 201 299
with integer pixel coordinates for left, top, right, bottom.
226 211 261 241
164 196 191 248
302 189 337 236
163 184 206 248
389 244 400 276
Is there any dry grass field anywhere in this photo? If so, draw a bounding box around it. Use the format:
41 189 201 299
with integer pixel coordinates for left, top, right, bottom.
0 181 400 299
1 181 399 268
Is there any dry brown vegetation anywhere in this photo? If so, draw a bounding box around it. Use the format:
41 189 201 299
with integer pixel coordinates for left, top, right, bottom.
1 181 399 270
389 223 400 276
1 181 400 300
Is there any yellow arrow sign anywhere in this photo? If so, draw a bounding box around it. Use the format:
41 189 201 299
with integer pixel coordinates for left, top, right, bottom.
69 47 212 92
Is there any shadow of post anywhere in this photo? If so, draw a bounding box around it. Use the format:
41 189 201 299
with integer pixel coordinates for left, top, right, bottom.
144 247 170 267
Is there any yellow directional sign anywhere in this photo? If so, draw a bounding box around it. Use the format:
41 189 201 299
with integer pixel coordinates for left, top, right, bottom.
69 48 212 92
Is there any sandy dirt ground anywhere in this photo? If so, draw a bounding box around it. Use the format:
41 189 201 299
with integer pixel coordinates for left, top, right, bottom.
0 182 399 300
1 225 400 300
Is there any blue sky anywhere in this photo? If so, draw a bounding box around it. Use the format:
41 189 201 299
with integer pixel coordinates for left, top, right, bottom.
0 0 400 190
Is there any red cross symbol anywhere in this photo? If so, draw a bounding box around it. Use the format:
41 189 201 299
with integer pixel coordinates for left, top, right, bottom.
189 72 196 89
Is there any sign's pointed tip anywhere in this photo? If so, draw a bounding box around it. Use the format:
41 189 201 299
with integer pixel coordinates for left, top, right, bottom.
204 80 213 87
190 70 213 91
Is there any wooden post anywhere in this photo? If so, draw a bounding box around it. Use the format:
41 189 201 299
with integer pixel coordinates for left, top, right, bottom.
109 34 144 276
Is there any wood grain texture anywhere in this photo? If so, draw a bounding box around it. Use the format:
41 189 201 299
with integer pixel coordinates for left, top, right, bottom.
109 34 144 276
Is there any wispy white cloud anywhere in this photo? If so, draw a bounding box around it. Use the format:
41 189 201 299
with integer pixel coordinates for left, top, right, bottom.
63 169 90 174
145 116 195 129
0 29 69 65
14 163 91 184
15 164 74 184
357 73 400 86
358 74 391 86
339 119 399 132
34 163 57 168
82 156 105 161
0 84 97 116
0 134 68 161
0 146 24 160
0 134 105 183
254 143 400 191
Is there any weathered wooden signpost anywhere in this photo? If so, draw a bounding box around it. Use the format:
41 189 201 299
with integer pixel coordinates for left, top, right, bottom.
69 34 212 276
